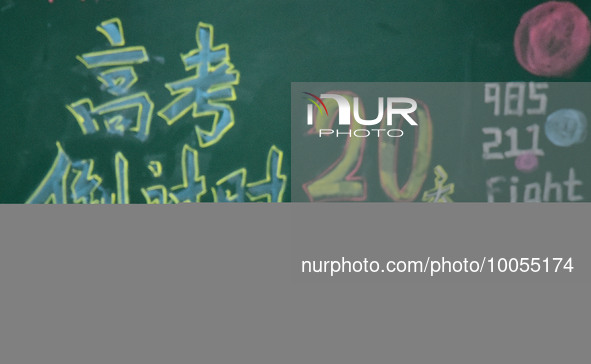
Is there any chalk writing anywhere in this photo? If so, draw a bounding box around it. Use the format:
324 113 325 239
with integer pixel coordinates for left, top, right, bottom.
66 18 154 141
303 91 367 201
482 124 544 160
26 142 125 204
30 142 286 204
378 100 433 201
486 169 583 202
481 83 585 202
158 23 240 148
147 161 163 178
212 169 247 203
210 147 286 202
484 82 548 117
246 146 287 202
27 18 286 204
141 144 285 203
422 165 454 202
303 92 433 202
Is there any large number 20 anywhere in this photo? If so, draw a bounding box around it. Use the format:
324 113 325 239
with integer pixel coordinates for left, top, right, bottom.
303 91 433 202
303 91 368 201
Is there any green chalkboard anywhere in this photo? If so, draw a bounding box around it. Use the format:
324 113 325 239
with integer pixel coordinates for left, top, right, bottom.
1 0 591 203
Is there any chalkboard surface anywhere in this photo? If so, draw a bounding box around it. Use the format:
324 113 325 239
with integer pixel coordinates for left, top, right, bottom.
1 0 591 202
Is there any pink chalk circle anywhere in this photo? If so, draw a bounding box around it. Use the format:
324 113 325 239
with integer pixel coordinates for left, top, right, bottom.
515 153 539 173
514 1 591 77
